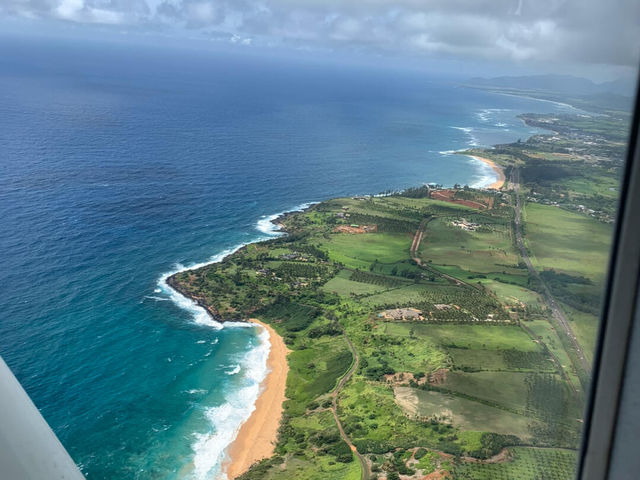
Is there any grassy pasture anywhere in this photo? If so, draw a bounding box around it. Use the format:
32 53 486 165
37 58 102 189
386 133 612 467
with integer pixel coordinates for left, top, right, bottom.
561 305 600 365
364 329 448 375
442 371 532 411
479 280 544 309
448 348 509 371
525 319 582 388
319 232 412 270
322 269 388 296
286 336 352 414
394 387 532 439
418 217 520 275
384 323 540 351
522 202 612 284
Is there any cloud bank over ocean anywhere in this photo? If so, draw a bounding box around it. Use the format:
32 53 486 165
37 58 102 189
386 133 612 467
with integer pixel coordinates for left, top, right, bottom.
2 0 639 69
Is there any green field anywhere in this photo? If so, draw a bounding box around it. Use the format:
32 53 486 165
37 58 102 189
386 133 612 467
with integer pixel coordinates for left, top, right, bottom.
319 232 412 270
452 447 578 480
384 323 540 351
322 269 389 296
419 216 521 275
442 371 532 411
522 202 612 284
395 387 532 439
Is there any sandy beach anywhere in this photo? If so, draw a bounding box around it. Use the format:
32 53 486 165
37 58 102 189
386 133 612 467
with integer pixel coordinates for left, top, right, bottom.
224 319 289 479
469 155 506 189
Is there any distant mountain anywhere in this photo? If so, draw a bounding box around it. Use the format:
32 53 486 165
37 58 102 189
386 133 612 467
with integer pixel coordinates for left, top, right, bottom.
468 74 636 97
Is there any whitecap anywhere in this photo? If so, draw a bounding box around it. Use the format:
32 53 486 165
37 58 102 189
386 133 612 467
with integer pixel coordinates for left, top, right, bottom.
451 126 480 147
196 340 206 344
186 389 208 395
144 295 170 302
225 365 241 375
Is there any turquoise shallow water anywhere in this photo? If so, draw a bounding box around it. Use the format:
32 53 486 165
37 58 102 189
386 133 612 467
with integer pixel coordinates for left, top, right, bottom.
0 37 575 479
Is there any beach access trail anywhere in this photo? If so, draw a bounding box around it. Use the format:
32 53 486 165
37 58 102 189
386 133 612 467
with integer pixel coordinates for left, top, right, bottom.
331 329 370 480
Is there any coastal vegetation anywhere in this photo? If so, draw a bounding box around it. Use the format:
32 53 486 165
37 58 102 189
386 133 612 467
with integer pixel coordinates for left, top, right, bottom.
169 103 626 479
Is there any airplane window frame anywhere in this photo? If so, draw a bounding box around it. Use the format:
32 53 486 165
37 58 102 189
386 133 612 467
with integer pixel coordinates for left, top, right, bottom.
578 72 640 479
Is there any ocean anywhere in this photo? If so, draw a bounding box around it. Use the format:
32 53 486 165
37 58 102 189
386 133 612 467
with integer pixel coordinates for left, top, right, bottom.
0 36 577 479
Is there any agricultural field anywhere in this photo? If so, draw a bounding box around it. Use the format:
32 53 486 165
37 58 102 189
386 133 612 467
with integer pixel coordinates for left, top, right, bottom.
171 110 627 478
451 447 578 480
418 215 521 276
522 202 612 284
394 387 532 439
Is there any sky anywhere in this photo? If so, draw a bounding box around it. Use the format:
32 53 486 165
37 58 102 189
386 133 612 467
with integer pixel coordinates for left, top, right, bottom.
1 0 639 81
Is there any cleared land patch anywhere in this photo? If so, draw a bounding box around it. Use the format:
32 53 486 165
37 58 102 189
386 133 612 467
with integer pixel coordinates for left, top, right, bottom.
394 387 532 440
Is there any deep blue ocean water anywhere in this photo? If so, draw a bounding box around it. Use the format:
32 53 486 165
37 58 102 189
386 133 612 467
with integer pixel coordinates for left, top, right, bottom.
0 37 576 479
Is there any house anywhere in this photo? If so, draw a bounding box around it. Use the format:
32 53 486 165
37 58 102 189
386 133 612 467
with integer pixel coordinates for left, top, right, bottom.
379 308 423 321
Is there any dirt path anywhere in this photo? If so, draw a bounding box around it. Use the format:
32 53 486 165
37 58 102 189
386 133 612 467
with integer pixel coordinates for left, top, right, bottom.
511 168 591 377
331 331 369 480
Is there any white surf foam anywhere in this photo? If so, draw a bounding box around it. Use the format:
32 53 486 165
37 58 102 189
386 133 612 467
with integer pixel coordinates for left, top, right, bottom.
155 203 310 476
451 126 479 146
255 202 316 236
467 155 498 189
144 295 170 302
224 365 241 375
186 389 208 395
191 326 271 480
159 202 318 329
158 244 247 329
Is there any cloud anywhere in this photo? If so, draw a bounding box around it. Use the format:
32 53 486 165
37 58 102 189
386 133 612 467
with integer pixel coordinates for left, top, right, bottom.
1 0 638 67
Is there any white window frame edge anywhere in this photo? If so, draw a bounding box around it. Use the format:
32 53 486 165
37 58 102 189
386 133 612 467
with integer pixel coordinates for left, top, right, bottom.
579 73 640 479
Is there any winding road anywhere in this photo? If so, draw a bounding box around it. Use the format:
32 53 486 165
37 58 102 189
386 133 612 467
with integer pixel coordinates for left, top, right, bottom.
331 331 370 480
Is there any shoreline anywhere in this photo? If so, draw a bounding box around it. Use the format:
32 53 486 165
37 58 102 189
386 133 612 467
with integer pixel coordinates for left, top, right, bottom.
164 153 507 478
223 319 289 479
468 155 506 189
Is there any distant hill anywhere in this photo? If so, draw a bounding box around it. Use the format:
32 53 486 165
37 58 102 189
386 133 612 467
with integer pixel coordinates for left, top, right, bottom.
468 74 636 98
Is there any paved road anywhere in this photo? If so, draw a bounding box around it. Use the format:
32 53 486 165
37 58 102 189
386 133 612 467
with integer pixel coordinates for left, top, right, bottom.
511 168 591 375
331 331 369 480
